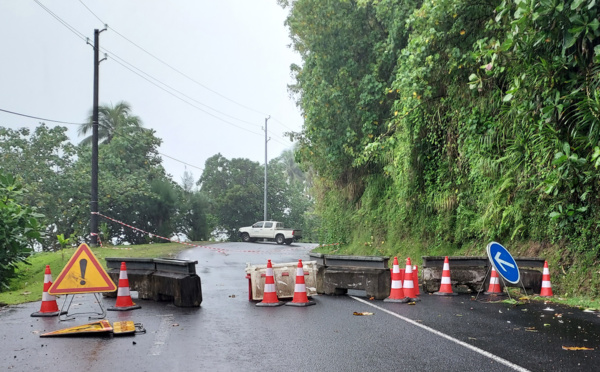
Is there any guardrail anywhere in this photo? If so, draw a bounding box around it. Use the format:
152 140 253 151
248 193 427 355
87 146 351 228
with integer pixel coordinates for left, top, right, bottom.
104 257 202 307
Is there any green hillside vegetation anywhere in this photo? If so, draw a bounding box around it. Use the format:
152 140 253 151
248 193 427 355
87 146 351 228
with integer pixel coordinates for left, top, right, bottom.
281 0 600 299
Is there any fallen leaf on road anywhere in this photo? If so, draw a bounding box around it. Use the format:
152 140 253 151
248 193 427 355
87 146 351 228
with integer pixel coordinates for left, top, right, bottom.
556 313 563 318
562 346 594 351
353 312 374 316
525 327 537 332
408 302 416 305
369 297 375 300
544 323 551 327
456 314 463 317
171 323 179 327
521 309 528 312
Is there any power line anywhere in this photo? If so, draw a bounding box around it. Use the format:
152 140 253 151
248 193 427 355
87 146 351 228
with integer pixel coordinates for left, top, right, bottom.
34 0 88 42
102 48 263 129
159 152 204 172
0 108 85 125
108 57 264 136
34 1 294 146
0 106 208 172
78 0 301 133
78 0 269 117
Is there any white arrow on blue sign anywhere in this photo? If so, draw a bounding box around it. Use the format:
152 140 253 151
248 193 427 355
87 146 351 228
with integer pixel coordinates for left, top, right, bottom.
486 242 520 284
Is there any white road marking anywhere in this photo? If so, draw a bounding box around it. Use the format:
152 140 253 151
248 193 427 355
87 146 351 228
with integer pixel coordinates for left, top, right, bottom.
350 296 530 372
149 314 174 356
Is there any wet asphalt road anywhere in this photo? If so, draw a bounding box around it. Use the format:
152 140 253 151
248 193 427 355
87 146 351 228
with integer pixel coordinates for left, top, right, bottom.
1 241 599 371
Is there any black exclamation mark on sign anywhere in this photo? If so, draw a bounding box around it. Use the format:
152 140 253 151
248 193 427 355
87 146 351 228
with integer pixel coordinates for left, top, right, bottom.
80 259 87 285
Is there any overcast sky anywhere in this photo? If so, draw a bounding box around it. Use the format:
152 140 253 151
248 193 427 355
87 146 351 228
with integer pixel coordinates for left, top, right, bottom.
0 0 303 185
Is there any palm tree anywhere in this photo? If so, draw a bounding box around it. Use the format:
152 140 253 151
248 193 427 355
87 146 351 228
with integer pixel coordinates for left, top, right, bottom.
78 101 143 145
279 148 305 185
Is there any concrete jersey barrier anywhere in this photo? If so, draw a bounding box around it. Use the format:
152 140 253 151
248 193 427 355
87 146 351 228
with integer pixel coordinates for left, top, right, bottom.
104 257 202 307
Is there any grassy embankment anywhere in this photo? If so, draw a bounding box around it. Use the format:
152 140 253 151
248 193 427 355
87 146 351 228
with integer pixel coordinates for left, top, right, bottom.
0 242 191 306
313 236 600 311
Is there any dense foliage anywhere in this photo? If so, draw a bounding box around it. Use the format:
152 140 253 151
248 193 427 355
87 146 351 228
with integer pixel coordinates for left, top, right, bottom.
281 0 600 261
198 150 313 241
0 171 44 289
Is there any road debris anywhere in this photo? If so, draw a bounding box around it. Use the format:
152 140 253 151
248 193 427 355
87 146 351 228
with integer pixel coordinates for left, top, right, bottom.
562 346 594 351
353 312 374 316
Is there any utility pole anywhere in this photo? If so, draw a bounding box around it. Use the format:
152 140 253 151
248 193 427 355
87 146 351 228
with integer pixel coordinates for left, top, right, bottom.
263 116 270 222
90 28 106 247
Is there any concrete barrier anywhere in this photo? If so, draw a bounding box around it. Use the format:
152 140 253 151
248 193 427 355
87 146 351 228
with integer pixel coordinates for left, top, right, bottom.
245 261 318 301
309 254 391 300
421 256 544 294
104 258 202 307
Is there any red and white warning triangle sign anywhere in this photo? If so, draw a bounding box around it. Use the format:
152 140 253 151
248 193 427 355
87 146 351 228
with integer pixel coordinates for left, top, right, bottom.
48 243 116 295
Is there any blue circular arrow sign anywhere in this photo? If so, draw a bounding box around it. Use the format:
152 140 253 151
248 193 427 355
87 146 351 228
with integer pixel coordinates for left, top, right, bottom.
486 242 520 284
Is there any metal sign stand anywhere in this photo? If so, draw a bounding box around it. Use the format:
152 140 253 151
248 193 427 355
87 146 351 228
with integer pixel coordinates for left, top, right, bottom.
59 293 107 321
477 242 529 302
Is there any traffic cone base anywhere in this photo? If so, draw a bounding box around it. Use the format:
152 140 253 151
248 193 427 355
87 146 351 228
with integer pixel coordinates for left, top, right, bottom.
434 256 457 296
257 259 284 307
108 262 141 311
256 300 284 307
31 309 67 317
286 259 316 307
285 299 315 307
383 297 410 303
31 265 67 317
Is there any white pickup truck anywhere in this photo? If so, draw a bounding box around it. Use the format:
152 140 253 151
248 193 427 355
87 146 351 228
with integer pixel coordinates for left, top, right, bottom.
239 221 302 245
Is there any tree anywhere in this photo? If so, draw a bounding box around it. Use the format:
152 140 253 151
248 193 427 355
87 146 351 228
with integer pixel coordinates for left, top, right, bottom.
0 125 77 250
0 171 44 290
198 153 314 241
198 154 264 240
78 101 143 145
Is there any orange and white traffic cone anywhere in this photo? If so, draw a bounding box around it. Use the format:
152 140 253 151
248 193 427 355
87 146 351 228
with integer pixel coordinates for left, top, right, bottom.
484 267 504 295
413 265 420 296
31 265 65 317
286 259 315 306
384 257 408 303
434 256 457 296
539 261 553 297
403 258 420 301
257 259 284 307
108 262 141 311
